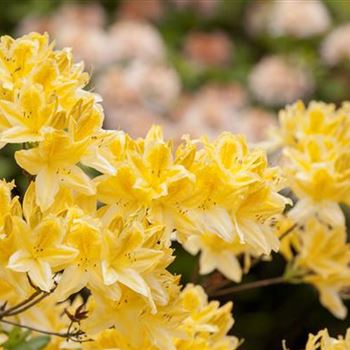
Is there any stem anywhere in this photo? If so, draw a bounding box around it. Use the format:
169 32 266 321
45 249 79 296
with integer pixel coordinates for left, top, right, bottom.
209 276 286 297
0 278 90 343
204 277 231 293
0 318 83 339
190 259 200 283
0 290 42 317
279 223 298 240
5 292 51 317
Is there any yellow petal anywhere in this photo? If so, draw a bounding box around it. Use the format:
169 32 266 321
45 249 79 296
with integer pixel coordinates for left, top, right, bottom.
35 168 59 210
55 265 89 302
7 249 32 272
15 148 44 175
28 259 53 292
319 287 347 320
61 165 95 196
117 268 151 298
217 251 242 282
1 126 42 144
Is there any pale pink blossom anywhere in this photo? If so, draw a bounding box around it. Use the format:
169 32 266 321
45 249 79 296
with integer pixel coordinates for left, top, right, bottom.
55 25 110 69
245 0 330 38
108 20 166 63
51 2 106 29
321 23 350 66
268 0 330 38
240 108 277 143
173 84 247 139
96 61 180 114
183 31 233 67
104 106 164 138
249 55 314 106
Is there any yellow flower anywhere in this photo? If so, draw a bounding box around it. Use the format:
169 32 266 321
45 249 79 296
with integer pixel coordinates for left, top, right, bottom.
303 328 350 350
295 220 350 278
101 220 164 307
15 129 95 210
82 284 239 350
0 224 32 305
274 101 350 225
82 328 136 350
96 126 194 211
80 130 117 175
0 179 20 233
0 83 60 144
83 281 186 350
0 32 93 147
7 215 77 292
280 219 350 319
181 133 288 253
306 274 350 320
183 232 253 282
54 213 120 302
176 284 239 350
97 128 289 258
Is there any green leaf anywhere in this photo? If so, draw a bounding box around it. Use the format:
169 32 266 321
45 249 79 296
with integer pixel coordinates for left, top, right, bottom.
11 336 50 350
3 328 50 350
3 327 28 348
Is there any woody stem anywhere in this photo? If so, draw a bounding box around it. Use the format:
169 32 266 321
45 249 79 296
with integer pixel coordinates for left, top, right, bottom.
0 318 85 340
209 275 286 297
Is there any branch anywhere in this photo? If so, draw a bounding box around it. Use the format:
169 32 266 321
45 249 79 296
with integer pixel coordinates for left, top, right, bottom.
0 318 87 341
0 277 58 319
279 222 298 240
5 292 51 317
0 290 42 317
208 276 286 297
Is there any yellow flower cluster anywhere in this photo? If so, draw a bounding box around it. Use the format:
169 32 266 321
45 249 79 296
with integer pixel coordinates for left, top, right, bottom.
1 31 348 350
276 101 350 225
82 284 238 350
278 218 350 319
302 328 350 350
0 32 292 349
175 284 239 350
273 101 350 319
95 127 288 282
0 32 92 147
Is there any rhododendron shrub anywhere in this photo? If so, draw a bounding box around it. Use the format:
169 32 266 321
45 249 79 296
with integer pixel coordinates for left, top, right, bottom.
0 33 349 350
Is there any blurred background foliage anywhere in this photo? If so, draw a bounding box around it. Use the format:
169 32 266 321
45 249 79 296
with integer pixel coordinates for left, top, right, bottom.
0 1 350 349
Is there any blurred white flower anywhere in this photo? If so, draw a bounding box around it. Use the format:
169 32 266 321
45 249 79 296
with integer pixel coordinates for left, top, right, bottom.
245 0 330 38
249 55 314 106
321 23 350 66
96 66 139 109
97 61 180 114
173 84 247 139
240 108 277 143
16 15 52 35
53 3 106 28
17 3 109 69
108 20 166 63
103 106 165 137
127 61 181 110
268 0 331 38
55 25 110 69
